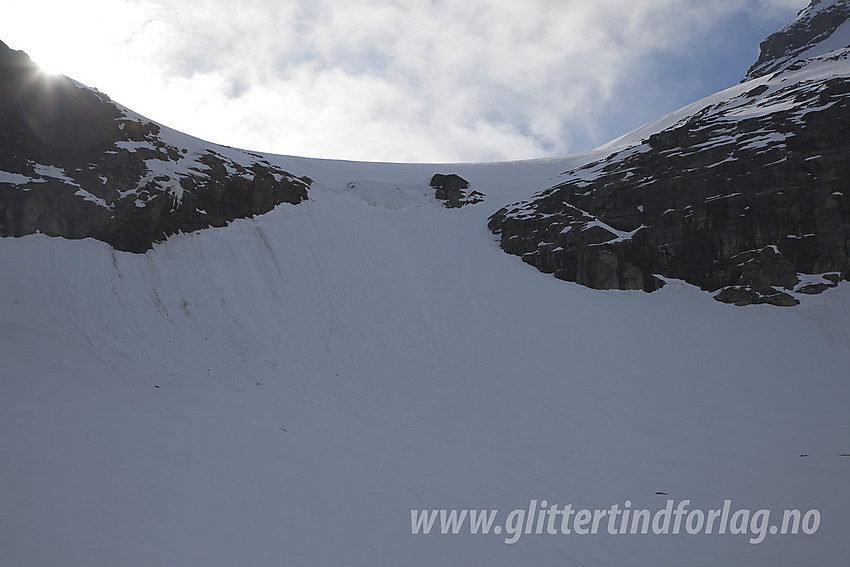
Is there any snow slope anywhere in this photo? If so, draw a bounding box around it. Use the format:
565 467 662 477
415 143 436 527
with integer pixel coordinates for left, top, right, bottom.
2 151 849 565
3 4 850 560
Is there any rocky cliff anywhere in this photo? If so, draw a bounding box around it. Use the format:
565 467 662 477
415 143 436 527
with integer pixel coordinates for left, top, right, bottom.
489 2 850 306
746 0 850 80
0 40 310 253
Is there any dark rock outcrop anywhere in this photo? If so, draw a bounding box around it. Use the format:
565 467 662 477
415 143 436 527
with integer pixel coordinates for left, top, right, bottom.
429 173 484 208
0 40 310 253
489 61 850 306
746 0 850 81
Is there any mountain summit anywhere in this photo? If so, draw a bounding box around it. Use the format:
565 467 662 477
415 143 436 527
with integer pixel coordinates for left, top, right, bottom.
745 0 850 80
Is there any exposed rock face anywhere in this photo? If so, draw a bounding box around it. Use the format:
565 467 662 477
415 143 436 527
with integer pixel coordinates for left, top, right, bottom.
489 55 850 306
0 40 310 253
429 173 484 208
746 0 850 81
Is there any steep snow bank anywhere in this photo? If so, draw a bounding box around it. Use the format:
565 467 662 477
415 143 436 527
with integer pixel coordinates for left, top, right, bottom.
2 172 849 565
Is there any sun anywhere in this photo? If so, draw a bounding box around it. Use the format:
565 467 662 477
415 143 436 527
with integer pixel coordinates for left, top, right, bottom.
28 48 72 78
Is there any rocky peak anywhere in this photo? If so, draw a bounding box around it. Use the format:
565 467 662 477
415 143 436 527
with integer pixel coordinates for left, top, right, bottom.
0 40 310 253
488 9 850 306
745 0 850 80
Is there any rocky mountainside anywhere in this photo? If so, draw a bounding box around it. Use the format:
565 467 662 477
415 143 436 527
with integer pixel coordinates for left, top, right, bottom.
0 40 310 253
489 0 850 306
746 0 850 80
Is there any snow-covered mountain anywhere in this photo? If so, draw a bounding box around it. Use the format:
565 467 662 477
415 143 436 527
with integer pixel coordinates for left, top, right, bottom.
2 2 850 566
745 0 850 81
0 39 309 253
490 0 850 306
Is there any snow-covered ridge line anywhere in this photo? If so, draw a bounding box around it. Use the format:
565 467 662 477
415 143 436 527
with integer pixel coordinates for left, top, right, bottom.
488 40 850 306
745 0 850 81
0 43 312 253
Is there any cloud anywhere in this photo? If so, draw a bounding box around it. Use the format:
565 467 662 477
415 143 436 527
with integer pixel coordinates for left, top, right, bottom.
2 0 808 162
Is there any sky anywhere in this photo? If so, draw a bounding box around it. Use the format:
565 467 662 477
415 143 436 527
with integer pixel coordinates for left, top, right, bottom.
2 0 808 163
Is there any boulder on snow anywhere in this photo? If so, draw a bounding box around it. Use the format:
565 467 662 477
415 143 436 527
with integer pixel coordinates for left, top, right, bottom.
429 173 484 208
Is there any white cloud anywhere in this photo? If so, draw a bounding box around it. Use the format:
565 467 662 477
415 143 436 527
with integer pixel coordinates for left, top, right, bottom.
1 0 808 162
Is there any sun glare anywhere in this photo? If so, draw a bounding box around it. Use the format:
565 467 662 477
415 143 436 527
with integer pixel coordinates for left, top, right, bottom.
30 50 69 77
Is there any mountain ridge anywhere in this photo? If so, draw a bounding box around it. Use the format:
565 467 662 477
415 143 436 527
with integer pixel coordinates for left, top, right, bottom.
745 0 850 81
488 1 850 306
0 39 309 252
